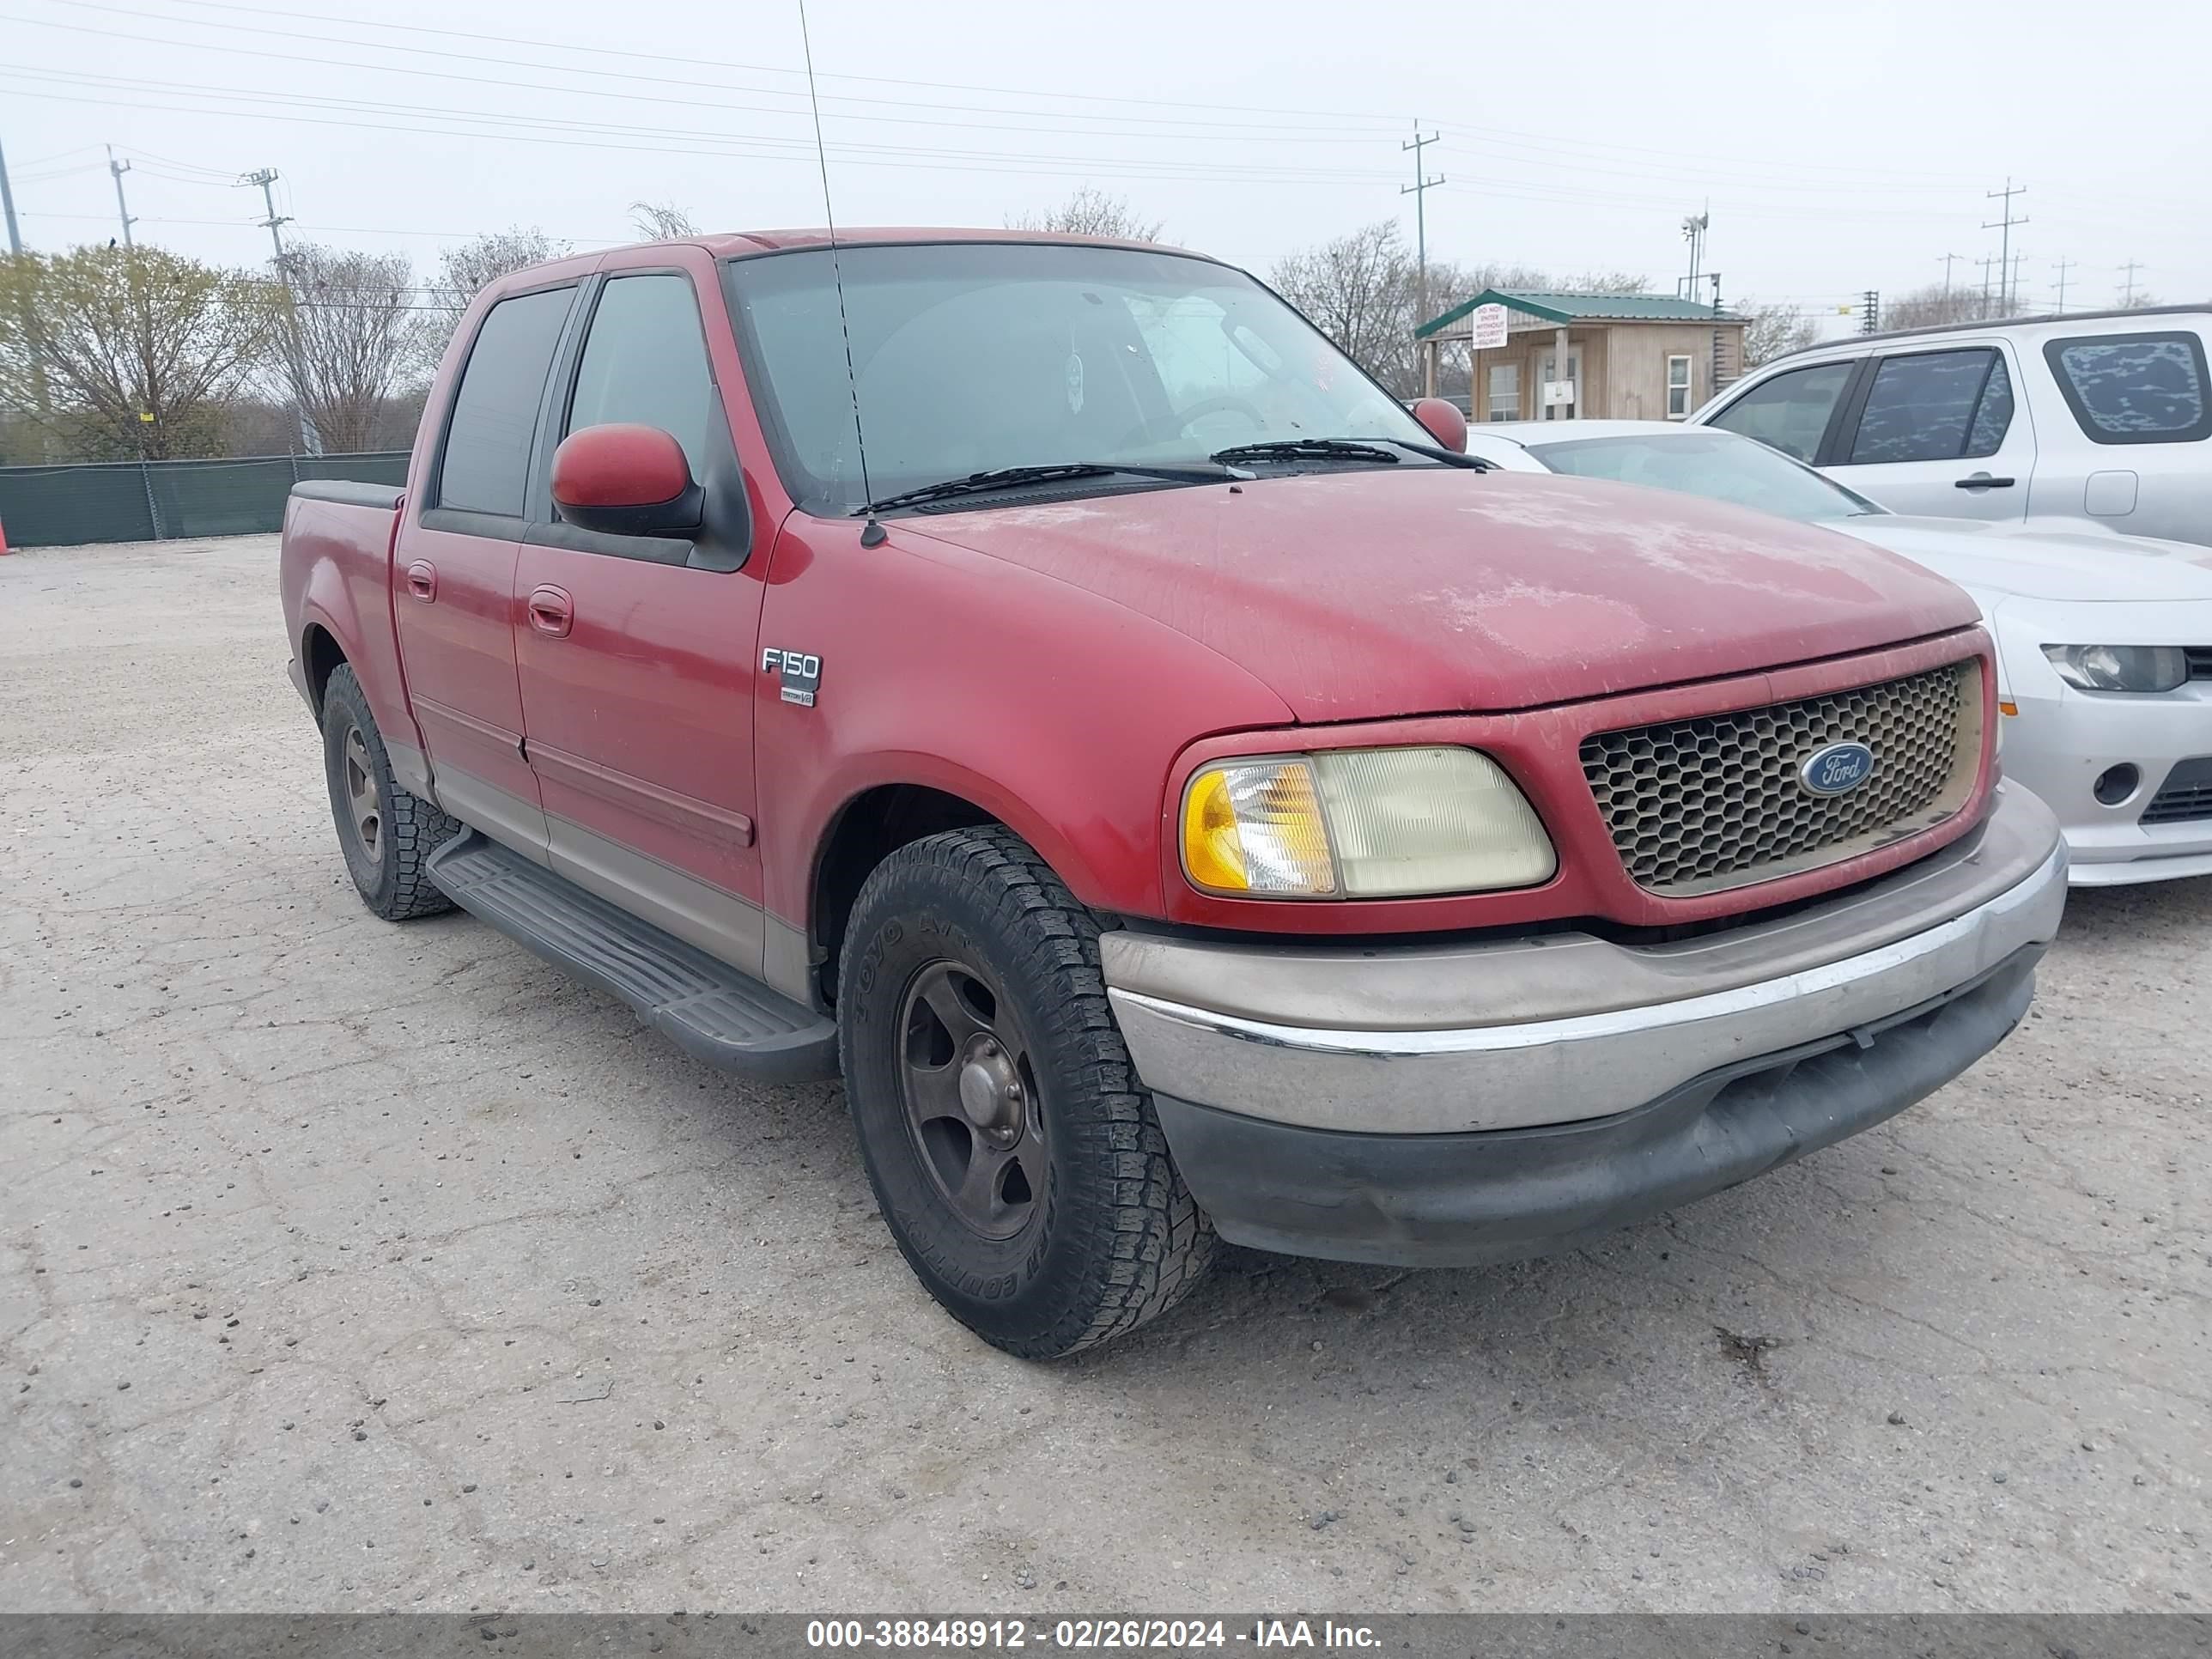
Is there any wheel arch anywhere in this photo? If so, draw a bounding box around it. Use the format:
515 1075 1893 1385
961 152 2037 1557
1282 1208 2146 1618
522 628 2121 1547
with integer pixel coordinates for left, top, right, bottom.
300 622 349 718
809 781 1002 1005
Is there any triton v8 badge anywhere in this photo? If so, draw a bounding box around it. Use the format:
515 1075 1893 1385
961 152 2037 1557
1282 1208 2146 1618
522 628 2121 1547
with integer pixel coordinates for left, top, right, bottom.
763 647 823 708
1799 740 1876 798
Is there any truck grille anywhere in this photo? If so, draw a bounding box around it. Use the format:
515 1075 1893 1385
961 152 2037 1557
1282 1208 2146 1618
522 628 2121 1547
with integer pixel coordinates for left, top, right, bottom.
1581 661 1984 897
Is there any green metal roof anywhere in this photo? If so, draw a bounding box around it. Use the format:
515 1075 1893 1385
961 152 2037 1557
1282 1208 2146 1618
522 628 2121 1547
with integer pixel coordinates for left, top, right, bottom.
1415 288 1738 338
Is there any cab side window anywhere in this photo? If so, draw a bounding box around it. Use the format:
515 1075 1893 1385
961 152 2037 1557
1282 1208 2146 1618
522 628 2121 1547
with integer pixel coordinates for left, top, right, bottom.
566 274 717 474
435 287 575 518
1707 361 1856 463
1846 349 2011 465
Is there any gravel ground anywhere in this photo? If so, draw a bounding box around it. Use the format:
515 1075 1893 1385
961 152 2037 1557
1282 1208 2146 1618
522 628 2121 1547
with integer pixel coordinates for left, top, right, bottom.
2 534 2206 1614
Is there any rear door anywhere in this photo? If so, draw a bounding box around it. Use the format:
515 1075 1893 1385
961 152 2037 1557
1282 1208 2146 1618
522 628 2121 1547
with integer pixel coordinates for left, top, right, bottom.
1821 342 2035 520
511 252 773 975
394 282 577 857
2035 326 2212 545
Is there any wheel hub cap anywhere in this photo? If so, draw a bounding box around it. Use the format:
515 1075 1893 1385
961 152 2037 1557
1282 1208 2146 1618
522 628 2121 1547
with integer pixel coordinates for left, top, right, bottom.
957 1038 1024 1146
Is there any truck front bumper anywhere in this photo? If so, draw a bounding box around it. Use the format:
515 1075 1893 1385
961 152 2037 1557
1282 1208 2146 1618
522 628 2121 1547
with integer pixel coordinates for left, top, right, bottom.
1100 784 2066 1266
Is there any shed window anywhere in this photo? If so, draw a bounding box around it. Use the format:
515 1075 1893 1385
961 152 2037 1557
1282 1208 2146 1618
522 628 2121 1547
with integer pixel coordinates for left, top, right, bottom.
1486 363 1521 422
1666 356 1694 419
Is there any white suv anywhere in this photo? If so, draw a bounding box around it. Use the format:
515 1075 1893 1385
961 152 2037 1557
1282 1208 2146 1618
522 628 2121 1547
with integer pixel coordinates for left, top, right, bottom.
1689 307 2211 546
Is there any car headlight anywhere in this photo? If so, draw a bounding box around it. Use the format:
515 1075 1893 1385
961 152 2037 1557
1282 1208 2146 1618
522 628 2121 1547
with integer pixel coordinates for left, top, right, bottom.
2039 644 2189 693
1180 746 1556 899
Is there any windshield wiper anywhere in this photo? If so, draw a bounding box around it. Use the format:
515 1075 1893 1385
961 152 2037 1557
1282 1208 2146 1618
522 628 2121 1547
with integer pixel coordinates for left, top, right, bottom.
1210 435 1492 471
859 461 1242 516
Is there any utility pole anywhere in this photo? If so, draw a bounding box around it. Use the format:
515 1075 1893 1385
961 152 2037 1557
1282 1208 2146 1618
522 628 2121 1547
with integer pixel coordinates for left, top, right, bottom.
2118 258 2145 306
1938 252 1965 305
1977 252 2001 319
2008 248 2027 314
2051 257 2075 315
0 130 24 256
0 130 56 445
1400 125 1443 396
106 145 136 246
1982 178 2027 313
240 167 289 264
1860 289 1880 336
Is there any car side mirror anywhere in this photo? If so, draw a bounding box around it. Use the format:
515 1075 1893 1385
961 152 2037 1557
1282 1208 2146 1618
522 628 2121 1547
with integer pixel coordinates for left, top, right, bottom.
1411 398 1468 453
551 423 703 538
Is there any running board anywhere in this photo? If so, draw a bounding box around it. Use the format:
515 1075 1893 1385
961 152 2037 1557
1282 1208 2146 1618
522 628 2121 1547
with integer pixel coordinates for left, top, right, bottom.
425 832 840 1083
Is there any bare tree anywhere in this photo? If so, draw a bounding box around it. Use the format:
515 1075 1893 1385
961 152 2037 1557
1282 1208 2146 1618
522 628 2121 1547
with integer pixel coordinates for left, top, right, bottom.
629 200 699 240
272 244 431 453
0 244 283 459
428 228 570 321
1739 301 1819 368
1007 187 1162 242
1270 221 1423 393
1883 282 1997 331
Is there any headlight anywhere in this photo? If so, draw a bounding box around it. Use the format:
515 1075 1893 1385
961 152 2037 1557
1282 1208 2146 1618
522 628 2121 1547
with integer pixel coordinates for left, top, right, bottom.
1180 746 1555 899
2040 644 2188 693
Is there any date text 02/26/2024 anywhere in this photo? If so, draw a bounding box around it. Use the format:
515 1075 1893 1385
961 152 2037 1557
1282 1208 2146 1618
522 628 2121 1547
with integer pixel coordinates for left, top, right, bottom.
804 1621 1380 1650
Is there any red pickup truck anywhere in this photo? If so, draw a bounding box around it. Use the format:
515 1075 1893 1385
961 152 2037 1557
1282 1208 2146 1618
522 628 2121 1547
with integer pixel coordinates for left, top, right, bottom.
280 228 2067 1357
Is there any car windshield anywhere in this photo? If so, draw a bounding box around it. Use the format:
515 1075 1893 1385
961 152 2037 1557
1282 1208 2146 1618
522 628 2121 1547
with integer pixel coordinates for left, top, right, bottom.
722 242 1437 514
1526 429 1887 522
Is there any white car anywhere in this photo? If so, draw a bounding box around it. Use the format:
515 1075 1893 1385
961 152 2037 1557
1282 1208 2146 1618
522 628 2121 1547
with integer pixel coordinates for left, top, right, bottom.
1686 307 2212 548
1462 421 2212 886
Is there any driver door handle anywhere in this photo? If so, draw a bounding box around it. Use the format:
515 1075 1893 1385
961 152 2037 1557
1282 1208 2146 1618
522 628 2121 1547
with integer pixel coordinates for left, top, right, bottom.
526 584 574 638
1955 471 2015 489
404 560 437 602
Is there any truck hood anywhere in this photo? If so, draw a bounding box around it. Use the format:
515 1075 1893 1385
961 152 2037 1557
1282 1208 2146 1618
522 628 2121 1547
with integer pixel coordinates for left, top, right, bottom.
910 469 1979 720
1827 514 2212 604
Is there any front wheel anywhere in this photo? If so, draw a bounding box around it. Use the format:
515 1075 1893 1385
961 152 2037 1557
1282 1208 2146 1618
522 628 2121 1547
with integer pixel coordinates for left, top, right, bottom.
837 826 1214 1358
320 664 459 921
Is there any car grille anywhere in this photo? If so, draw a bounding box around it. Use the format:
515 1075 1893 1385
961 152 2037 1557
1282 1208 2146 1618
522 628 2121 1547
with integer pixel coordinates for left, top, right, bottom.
1581 660 1984 897
2142 756 2212 824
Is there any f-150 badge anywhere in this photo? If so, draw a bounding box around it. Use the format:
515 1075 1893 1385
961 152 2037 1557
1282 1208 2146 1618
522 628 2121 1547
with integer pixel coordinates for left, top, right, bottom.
763 647 822 708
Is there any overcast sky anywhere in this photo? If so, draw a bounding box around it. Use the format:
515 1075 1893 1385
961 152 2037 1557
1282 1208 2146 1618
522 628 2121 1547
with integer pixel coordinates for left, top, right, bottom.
3 0 2205 331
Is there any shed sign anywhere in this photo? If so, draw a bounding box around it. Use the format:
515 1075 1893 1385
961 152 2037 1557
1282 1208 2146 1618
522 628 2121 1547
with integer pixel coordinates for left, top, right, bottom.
1470 303 1510 349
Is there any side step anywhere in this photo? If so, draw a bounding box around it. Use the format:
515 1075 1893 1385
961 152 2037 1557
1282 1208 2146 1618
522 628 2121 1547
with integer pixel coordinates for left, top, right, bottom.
425 832 840 1083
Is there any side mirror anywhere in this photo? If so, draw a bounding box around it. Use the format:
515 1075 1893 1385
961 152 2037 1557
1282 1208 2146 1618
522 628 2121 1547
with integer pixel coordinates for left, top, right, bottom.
550 423 703 538
1411 398 1468 453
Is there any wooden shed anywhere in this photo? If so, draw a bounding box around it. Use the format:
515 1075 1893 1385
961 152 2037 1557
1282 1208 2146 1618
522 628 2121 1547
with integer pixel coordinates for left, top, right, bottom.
1414 289 1747 423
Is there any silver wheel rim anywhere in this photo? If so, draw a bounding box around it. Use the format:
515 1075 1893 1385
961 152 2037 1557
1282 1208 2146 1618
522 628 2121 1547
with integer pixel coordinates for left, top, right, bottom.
343 726 384 866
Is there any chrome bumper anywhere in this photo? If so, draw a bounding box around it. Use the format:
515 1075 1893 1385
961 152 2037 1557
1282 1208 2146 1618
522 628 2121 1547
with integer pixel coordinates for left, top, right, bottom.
1103 783 2067 1135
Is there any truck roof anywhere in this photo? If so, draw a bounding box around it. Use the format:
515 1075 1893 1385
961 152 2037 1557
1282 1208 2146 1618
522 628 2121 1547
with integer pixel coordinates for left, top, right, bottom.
689 228 1212 261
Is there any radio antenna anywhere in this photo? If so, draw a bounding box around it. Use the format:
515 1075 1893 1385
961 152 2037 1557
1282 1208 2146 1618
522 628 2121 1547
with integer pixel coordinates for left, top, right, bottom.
795 0 884 546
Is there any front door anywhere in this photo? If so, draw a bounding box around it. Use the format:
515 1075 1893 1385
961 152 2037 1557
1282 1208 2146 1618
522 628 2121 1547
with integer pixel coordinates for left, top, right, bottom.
1824 342 2036 520
512 260 771 975
393 282 578 857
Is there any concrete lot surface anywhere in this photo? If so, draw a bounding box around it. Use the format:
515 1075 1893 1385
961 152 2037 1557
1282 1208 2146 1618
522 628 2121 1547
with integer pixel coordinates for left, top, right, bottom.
2 535 2206 1613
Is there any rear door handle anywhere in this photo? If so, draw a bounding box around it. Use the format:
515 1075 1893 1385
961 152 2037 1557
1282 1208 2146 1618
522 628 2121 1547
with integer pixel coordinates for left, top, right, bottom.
1954 471 2015 489
404 560 437 601
526 584 574 638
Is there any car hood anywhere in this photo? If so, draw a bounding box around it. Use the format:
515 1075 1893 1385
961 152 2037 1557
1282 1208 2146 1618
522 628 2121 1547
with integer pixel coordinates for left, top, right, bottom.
908 469 1979 721
1831 514 2212 603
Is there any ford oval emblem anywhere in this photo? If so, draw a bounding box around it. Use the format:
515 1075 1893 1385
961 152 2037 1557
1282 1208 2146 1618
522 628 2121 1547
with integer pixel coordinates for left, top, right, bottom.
1800 740 1876 798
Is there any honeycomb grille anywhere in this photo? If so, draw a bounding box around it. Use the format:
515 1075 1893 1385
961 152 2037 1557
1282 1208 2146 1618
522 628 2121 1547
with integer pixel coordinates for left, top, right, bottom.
1581 661 1982 897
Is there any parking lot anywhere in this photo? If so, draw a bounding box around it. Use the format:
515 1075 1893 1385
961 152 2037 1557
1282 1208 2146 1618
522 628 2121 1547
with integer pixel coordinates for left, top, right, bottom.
2 532 2205 1613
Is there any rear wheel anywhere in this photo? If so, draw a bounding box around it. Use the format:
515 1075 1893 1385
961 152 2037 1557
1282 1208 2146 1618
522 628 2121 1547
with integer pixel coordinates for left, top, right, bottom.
321 664 459 921
837 826 1214 1358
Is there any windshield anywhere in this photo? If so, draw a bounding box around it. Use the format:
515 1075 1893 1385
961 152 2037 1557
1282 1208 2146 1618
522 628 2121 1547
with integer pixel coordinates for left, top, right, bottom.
1526 429 1886 523
722 242 1435 514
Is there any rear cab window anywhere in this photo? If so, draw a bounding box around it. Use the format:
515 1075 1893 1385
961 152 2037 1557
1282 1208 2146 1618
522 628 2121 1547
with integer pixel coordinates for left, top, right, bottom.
2043 331 2211 444
432 286 576 523
1706 361 1856 462
1845 348 2014 465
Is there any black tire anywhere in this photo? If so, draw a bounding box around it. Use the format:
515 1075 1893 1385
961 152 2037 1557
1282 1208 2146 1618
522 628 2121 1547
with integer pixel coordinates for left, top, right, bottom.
838 826 1215 1358
321 664 459 921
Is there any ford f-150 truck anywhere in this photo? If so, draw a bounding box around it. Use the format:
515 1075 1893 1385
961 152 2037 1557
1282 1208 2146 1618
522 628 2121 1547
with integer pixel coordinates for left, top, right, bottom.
279 229 2067 1358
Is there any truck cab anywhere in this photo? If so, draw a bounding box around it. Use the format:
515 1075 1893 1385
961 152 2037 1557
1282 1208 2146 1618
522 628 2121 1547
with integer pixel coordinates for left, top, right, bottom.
280 229 2066 1358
